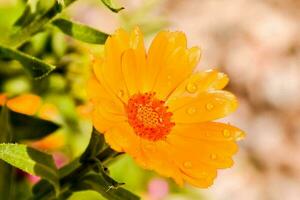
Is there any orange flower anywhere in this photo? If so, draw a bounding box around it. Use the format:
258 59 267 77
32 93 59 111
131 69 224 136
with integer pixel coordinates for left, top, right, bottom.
87 27 245 188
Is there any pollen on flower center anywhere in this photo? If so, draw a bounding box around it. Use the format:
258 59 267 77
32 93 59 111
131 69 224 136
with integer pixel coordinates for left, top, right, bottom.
126 92 175 141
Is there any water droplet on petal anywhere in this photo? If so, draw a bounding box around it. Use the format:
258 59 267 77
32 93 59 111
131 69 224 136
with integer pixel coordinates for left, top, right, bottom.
223 129 231 138
183 161 192 168
205 103 214 111
118 90 125 98
210 153 217 160
186 107 197 115
186 82 197 93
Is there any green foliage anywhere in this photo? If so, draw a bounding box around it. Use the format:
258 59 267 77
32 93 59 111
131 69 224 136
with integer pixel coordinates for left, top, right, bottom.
0 106 14 200
80 128 105 161
100 0 124 13
0 45 56 79
52 18 109 44
73 173 140 200
5 0 77 48
0 143 59 194
0 106 59 141
10 110 60 141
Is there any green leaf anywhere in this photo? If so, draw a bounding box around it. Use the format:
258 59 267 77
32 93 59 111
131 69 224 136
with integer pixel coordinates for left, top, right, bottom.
0 44 56 79
0 106 59 141
31 179 56 200
73 173 140 200
10 109 60 141
14 0 39 27
56 0 65 12
4 0 78 48
0 143 59 194
80 128 104 162
52 18 109 44
100 0 124 13
0 106 14 200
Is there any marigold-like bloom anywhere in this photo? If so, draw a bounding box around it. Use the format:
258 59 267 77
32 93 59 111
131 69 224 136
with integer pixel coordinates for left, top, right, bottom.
87 27 245 187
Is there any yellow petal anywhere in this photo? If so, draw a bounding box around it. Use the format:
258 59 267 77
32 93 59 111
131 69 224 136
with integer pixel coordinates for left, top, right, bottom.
168 70 229 100
121 49 139 95
87 73 125 115
104 122 141 156
93 27 147 102
7 94 42 115
145 31 201 99
173 122 245 141
90 74 127 133
129 27 147 93
152 46 201 100
168 90 238 123
134 140 184 185
93 40 129 102
92 105 125 133
166 133 235 169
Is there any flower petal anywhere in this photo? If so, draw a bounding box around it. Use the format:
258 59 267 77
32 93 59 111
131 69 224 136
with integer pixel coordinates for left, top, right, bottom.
92 105 125 133
87 73 125 114
168 90 238 123
146 31 201 99
121 49 139 96
134 140 184 185
104 122 141 156
173 122 245 141
168 70 229 100
89 75 127 133
166 133 236 169
152 46 201 100
93 27 146 102
7 94 41 115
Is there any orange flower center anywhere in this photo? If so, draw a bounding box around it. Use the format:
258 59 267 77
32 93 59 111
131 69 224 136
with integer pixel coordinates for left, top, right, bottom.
126 92 175 141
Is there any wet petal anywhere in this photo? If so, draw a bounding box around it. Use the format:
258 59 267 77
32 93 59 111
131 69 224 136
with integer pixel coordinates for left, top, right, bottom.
168 90 238 123
168 70 229 100
173 122 245 141
152 46 201 100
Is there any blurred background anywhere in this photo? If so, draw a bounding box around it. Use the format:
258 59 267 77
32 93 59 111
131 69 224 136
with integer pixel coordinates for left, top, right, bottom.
1 0 300 199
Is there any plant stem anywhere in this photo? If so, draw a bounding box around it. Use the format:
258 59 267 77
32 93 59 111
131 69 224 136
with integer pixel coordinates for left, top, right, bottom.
35 147 121 200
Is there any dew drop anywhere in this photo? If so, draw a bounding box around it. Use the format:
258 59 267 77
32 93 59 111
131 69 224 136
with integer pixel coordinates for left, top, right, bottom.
186 82 197 93
223 129 231 138
118 90 125 98
186 107 197 115
210 153 217 160
205 103 214 111
183 161 192 168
